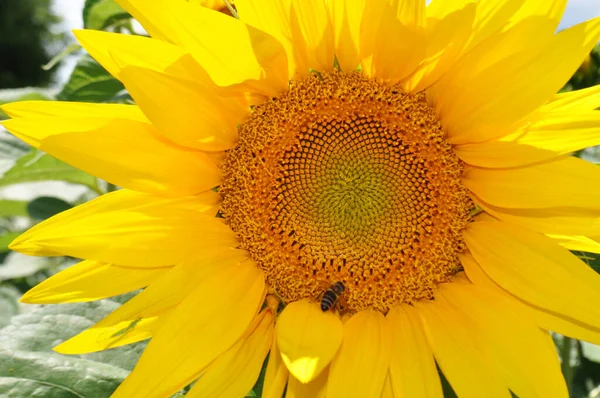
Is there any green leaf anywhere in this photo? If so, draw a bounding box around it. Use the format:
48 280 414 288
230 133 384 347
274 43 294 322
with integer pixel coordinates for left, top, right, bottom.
27 197 73 221
0 200 28 217
0 131 31 173
57 54 125 103
0 252 49 281
0 285 20 328
0 297 146 397
84 0 130 30
0 150 100 193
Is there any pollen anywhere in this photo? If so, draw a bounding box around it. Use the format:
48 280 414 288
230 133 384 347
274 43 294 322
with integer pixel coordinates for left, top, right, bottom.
220 71 472 314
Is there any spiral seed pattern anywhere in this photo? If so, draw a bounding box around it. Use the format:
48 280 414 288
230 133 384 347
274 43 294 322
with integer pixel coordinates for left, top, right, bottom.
220 71 472 313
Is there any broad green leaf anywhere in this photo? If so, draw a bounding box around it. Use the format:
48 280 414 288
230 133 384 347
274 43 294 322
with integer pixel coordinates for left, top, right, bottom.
0 285 20 328
0 150 100 193
27 197 73 220
57 54 125 103
0 252 49 281
84 0 130 30
0 297 146 397
0 200 28 217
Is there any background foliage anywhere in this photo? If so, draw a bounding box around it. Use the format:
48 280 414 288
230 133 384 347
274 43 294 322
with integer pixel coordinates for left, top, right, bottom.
1 1 600 397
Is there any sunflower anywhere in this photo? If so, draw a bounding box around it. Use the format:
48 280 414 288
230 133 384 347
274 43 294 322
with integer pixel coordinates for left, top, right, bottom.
3 0 600 396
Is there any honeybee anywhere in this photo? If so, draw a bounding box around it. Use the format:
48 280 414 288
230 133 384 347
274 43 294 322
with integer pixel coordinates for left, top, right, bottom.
320 281 345 312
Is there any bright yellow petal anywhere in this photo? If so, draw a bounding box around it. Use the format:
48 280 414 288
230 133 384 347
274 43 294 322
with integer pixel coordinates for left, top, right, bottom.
291 0 335 72
1 100 146 121
381 374 394 398
431 17 600 145
464 220 600 330
1 114 221 197
360 0 425 83
187 310 274 398
328 0 365 72
549 234 600 254
118 65 247 152
263 330 289 398
439 281 568 398
73 29 199 81
461 252 600 348
235 0 306 78
20 260 169 304
507 111 600 155
464 155 600 209
454 141 560 168
387 305 443 398
415 296 510 398
402 3 475 93
167 0 289 96
545 84 600 112
276 299 343 383
508 0 567 30
54 249 249 354
286 367 328 398
327 310 390 398
9 190 236 267
112 260 265 398
55 313 164 354
114 0 178 42
477 201 600 236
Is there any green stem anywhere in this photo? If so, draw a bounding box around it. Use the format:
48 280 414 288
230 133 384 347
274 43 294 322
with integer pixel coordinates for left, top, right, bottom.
561 336 574 394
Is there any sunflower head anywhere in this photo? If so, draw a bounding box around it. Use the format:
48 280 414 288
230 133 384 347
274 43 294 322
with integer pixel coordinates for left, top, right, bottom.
3 0 600 397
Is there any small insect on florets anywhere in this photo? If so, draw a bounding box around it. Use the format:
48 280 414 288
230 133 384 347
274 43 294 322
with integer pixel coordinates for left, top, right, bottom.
320 281 345 312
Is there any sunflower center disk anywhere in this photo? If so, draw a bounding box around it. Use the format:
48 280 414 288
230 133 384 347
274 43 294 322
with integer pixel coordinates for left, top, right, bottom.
221 72 472 313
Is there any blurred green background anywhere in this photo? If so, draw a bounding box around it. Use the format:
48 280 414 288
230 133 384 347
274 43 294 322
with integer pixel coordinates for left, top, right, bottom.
1 1 600 397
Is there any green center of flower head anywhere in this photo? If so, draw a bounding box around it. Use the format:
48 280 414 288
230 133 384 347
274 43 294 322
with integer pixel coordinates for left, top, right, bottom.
220 71 473 314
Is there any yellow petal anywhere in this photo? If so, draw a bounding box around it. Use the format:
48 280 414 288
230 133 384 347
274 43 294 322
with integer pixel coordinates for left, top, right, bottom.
328 0 365 72
286 367 328 398
118 65 247 152
439 282 568 398
55 313 164 354
415 296 510 398
463 155 600 209
545 84 600 112
187 310 274 398
461 252 600 348
508 0 567 30
327 310 390 398
20 260 169 304
112 260 265 398
9 190 236 267
476 201 600 236
263 330 289 398
432 17 600 145
1 114 221 197
402 3 475 93
381 374 394 398
360 0 425 83
291 0 335 72
54 249 249 354
168 0 289 96
454 141 560 168
508 111 600 155
1 100 146 121
548 234 600 254
464 220 600 330
387 305 443 398
393 0 426 27
276 299 343 383
114 0 178 42
73 29 200 81
234 0 305 78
